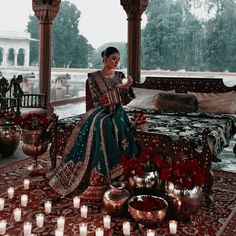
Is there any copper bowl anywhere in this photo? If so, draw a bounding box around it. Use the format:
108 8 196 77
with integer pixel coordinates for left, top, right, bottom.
128 195 168 226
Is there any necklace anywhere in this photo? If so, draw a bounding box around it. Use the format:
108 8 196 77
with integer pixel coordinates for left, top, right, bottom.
101 69 115 79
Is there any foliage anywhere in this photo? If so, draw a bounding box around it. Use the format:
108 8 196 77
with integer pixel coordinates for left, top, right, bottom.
0 110 15 124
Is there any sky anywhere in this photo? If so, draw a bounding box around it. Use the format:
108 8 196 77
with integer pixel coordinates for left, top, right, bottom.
0 0 147 49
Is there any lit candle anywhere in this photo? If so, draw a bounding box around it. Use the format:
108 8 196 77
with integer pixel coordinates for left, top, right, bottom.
7 187 14 199
169 220 177 234
103 215 111 229
146 229 156 236
57 216 65 230
0 198 5 211
36 213 44 228
23 179 30 190
95 227 104 236
73 196 80 208
79 223 87 236
13 208 22 222
122 78 128 85
55 228 64 236
23 221 32 236
44 200 52 214
80 205 88 218
122 221 130 236
21 194 28 207
0 220 7 235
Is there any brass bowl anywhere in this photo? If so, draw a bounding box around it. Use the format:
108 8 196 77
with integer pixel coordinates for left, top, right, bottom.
128 195 168 226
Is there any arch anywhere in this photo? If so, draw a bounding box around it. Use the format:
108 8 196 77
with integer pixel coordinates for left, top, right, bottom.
7 48 15 66
0 47 3 66
17 48 25 66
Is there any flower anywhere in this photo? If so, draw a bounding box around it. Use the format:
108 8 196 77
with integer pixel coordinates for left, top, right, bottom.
14 112 51 131
121 149 166 180
130 111 147 126
159 157 208 190
0 110 15 124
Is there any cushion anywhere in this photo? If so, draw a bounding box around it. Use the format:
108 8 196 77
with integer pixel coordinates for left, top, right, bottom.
153 93 198 112
125 88 174 109
190 91 236 114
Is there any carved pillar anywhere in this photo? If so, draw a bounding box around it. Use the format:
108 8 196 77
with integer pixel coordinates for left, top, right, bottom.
32 0 61 114
120 0 148 83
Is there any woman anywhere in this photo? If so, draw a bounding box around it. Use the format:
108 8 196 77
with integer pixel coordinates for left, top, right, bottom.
48 47 139 200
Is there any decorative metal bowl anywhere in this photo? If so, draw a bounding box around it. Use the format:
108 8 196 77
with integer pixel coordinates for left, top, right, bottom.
128 195 168 226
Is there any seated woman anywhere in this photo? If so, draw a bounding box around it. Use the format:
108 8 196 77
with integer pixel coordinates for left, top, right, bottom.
47 46 139 200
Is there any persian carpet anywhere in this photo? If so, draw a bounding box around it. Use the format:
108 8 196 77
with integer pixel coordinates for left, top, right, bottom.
0 153 236 236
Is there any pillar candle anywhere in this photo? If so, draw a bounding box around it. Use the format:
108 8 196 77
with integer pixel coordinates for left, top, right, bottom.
79 223 87 236
73 196 80 208
36 213 44 228
95 227 104 236
0 198 4 211
103 215 111 229
23 222 32 236
146 229 155 236
55 228 64 236
23 179 30 190
57 216 65 230
44 200 52 214
80 205 88 218
7 187 14 199
21 194 28 207
0 220 7 235
169 220 177 234
122 221 130 236
13 208 22 222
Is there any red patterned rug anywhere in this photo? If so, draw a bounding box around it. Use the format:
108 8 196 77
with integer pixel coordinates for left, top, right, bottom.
0 153 236 236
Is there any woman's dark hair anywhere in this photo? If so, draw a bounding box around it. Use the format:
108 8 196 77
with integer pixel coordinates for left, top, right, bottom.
101 47 119 58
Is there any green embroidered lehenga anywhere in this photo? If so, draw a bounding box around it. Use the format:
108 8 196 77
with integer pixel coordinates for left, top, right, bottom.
48 71 139 199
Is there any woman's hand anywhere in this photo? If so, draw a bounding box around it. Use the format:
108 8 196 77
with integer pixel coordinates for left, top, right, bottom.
117 75 133 89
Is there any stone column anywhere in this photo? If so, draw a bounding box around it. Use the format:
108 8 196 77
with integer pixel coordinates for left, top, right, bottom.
14 52 18 67
32 0 61 114
120 0 148 83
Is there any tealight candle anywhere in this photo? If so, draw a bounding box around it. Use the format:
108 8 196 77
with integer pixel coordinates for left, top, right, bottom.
122 221 131 236
95 227 104 236
103 215 111 229
146 229 156 236
13 208 22 222
73 196 80 208
44 200 52 214
7 187 14 199
36 213 44 228
80 205 88 218
55 228 64 236
23 221 32 236
0 220 7 235
169 220 177 234
0 198 4 210
57 216 65 230
21 194 28 207
23 179 30 190
79 223 87 236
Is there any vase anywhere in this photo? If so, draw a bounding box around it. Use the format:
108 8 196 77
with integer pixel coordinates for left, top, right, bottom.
0 124 21 157
128 171 162 196
165 181 203 221
21 129 49 171
103 181 130 217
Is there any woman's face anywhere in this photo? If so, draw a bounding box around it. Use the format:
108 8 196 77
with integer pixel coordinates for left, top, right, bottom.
105 52 120 69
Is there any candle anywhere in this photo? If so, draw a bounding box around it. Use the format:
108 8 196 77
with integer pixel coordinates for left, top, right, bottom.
0 220 7 235
57 216 65 230
79 223 87 236
23 221 32 236
169 220 177 234
7 187 14 199
122 221 130 236
146 229 155 236
21 194 28 207
80 205 88 218
36 213 44 228
0 198 4 210
122 78 128 85
103 215 111 229
23 179 30 190
73 196 80 208
55 228 64 236
13 208 22 222
95 227 104 236
44 200 52 214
